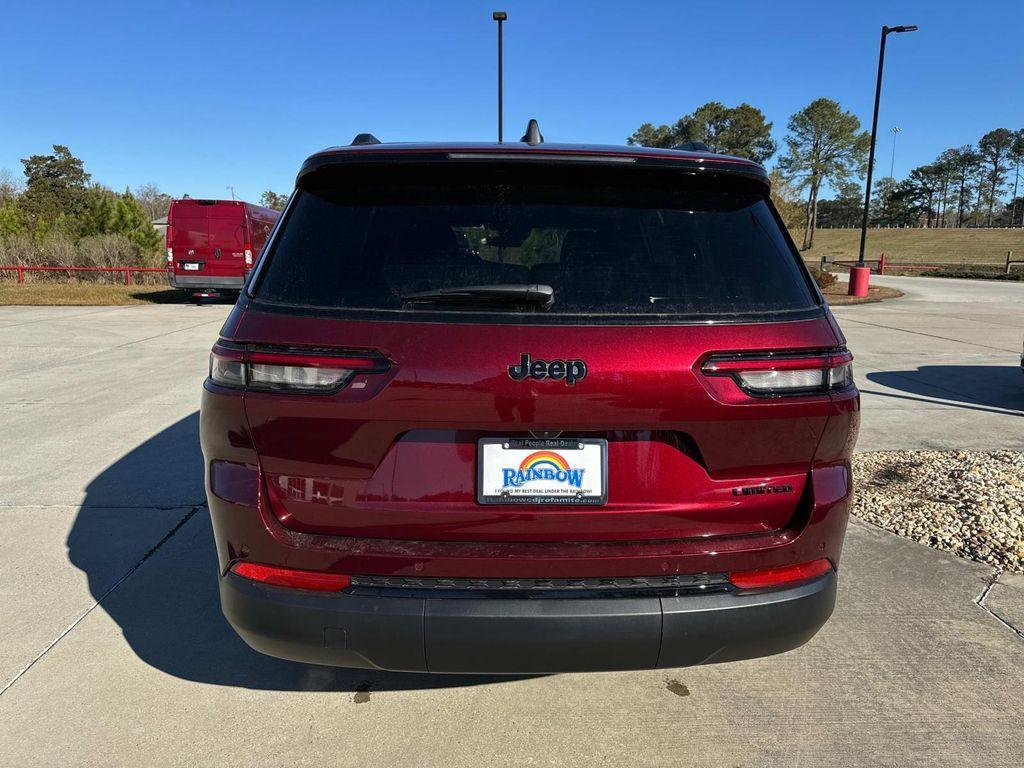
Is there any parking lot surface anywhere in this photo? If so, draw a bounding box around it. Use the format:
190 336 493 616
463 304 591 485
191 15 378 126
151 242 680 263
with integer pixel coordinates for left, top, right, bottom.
833 275 1023 451
1 277 1022 766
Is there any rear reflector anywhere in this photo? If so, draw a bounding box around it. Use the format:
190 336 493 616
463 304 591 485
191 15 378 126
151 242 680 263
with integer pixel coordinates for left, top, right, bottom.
728 558 833 590
209 342 388 394
702 349 853 396
210 460 259 506
231 562 352 592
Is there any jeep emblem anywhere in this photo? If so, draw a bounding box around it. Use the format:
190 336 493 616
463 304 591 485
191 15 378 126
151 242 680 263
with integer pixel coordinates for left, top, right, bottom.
508 353 587 386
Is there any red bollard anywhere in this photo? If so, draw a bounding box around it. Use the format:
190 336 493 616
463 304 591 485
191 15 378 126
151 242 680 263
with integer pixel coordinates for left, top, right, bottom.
848 266 871 297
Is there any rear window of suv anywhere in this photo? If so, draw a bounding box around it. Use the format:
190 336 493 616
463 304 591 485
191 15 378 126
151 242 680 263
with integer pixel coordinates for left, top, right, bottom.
252 163 818 321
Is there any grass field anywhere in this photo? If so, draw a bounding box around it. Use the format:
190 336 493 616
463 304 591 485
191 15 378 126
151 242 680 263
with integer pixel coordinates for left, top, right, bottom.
0 284 188 305
792 227 1024 266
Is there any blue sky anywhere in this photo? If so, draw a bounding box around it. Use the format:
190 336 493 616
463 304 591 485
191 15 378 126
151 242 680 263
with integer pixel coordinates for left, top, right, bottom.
2 0 1022 203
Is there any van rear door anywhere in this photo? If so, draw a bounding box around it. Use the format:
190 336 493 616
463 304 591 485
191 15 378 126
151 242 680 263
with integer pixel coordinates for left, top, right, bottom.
170 201 247 280
205 204 247 279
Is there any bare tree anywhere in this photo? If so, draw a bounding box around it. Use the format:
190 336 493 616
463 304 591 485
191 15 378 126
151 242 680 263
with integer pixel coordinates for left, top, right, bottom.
134 182 173 221
0 168 23 203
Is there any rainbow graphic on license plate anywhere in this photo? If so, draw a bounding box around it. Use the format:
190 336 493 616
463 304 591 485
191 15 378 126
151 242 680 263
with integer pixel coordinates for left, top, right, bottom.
502 451 585 489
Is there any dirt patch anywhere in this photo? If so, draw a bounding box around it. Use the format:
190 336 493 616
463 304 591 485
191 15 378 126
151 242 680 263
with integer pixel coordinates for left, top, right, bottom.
825 284 903 306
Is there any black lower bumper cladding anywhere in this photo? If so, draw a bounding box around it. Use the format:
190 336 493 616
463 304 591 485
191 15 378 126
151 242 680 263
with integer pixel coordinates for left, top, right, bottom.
220 570 837 674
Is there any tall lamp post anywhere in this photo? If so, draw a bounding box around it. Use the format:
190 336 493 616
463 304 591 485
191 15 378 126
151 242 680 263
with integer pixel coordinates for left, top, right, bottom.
889 125 902 178
852 24 917 295
493 11 507 142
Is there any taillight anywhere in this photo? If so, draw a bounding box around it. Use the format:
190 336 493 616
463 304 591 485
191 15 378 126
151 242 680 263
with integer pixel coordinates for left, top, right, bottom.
728 558 833 590
209 342 389 394
702 349 853 397
166 226 174 265
231 562 351 592
209 343 246 388
244 243 253 268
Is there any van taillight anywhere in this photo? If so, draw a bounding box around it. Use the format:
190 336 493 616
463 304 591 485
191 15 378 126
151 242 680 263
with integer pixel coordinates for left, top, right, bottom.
244 243 253 268
701 349 854 396
166 226 174 265
209 342 389 394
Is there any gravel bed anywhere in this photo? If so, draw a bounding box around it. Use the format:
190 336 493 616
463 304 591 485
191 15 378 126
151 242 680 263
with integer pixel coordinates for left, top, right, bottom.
853 451 1024 574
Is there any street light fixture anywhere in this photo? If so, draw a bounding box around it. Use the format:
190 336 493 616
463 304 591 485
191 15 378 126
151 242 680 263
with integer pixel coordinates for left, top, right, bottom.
889 125 902 178
856 24 918 274
493 11 507 142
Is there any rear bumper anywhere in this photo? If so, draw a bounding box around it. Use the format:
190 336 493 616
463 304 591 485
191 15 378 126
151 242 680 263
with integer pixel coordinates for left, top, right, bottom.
168 273 245 290
220 569 837 673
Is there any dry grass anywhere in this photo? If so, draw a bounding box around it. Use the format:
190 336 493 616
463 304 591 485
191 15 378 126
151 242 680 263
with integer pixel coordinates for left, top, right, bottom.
792 227 1024 265
0 284 185 306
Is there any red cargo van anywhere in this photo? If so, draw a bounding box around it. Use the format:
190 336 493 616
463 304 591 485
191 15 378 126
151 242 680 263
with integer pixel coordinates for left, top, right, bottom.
166 199 280 295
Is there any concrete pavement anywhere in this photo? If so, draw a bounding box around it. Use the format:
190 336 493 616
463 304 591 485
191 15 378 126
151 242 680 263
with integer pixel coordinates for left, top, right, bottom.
1 279 1022 766
832 275 1023 451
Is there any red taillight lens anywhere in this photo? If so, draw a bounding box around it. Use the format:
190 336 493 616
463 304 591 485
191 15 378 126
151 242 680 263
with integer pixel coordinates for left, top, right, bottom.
231 562 351 592
166 226 174 265
209 342 388 393
702 349 853 396
244 243 253 267
728 558 833 590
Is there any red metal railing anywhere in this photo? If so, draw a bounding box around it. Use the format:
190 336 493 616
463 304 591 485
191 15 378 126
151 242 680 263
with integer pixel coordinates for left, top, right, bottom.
825 254 887 274
0 265 166 286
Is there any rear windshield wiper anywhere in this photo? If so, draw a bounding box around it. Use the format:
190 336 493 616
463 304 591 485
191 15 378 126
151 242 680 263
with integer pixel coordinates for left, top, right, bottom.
401 284 555 310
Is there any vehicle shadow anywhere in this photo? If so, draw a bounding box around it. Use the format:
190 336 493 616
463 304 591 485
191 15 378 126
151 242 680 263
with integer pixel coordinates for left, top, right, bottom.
864 365 1024 415
129 289 238 305
67 412 527 692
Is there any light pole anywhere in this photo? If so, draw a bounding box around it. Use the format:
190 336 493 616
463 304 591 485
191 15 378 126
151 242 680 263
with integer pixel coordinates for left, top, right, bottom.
889 125 902 178
857 25 917 270
226 185 236 201
492 11 507 142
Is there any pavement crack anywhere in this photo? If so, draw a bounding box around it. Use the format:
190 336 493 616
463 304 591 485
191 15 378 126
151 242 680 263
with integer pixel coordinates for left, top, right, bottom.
113 318 225 349
976 568 1024 641
837 316 1019 354
0 504 205 697
0 503 205 510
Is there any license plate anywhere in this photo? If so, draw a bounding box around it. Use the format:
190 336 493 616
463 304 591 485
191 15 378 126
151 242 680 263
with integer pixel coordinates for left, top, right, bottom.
477 438 607 505
182 262 201 271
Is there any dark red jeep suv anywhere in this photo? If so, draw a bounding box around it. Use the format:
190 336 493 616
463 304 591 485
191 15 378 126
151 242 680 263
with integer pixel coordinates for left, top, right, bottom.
200 132 858 674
